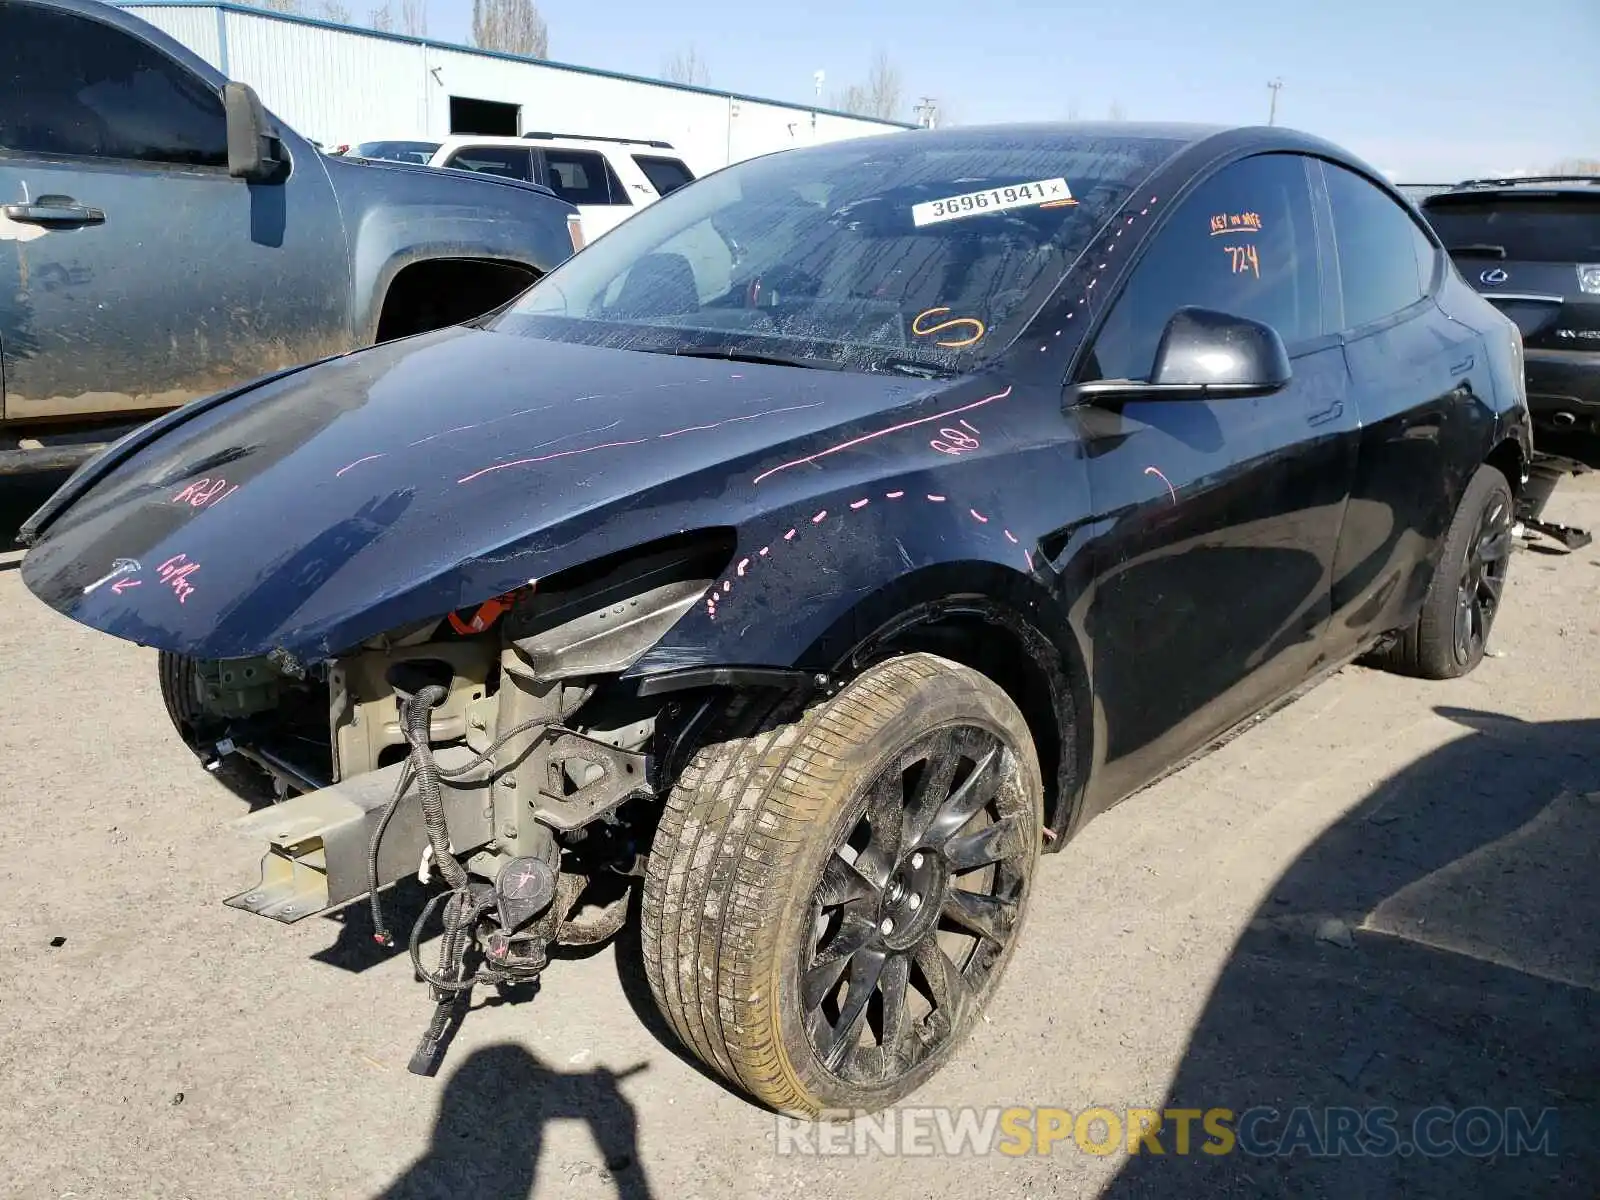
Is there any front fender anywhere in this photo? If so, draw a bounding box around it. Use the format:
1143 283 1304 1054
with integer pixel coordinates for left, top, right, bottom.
626 455 1066 673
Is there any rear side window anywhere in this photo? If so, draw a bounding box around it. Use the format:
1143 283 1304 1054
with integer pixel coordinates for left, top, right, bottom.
633 154 696 196
541 149 616 205
0 3 226 166
1084 153 1322 383
1323 163 1436 330
1422 194 1600 263
443 145 534 181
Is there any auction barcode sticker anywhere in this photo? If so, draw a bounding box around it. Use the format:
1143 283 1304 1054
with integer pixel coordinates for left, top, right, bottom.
911 177 1074 227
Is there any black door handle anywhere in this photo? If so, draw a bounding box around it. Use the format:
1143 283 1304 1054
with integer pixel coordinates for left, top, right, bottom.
3 198 106 227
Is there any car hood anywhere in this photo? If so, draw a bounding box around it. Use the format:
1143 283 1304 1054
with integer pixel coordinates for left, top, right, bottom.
19 327 930 661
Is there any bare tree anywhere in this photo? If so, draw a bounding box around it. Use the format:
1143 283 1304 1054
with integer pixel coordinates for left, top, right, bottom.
368 2 393 29
472 0 548 57
320 0 352 21
257 0 304 12
663 44 710 86
830 49 904 121
399 0 426 34
1546 157 1600 175
1107 99 1128 120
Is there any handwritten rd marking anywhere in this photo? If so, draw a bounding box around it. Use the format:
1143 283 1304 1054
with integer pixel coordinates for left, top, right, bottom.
751 386 1013 485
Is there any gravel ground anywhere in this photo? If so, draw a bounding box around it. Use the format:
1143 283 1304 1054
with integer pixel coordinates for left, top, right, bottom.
0 472 1595 1199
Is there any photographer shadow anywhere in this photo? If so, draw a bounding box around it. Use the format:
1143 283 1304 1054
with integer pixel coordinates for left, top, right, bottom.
377 1043 653 1200
1100 708 1600 1198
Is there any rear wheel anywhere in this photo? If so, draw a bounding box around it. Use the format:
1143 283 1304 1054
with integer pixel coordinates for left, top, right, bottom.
640 653 1043 1116
1369 464 1513 680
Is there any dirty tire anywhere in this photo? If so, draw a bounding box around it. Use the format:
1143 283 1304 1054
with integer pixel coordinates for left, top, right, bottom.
1368 464 1514 680
641 652 1043 1117
157 652 277 804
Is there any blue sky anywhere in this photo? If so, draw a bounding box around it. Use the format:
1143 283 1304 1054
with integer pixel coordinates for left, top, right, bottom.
409 0 1597 180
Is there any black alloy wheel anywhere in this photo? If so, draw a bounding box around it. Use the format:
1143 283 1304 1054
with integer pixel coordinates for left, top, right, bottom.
801 726 1032 1085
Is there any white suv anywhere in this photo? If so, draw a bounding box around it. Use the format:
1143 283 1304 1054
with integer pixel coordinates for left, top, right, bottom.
423 132 697 240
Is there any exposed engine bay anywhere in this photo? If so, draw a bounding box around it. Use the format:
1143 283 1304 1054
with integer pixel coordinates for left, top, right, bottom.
162 530 773 1075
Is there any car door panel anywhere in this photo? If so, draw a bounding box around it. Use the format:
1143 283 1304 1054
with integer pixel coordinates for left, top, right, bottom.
1073 343 1353 804
0 2 348 426
1316 162 1491 655
1054 151 1357 807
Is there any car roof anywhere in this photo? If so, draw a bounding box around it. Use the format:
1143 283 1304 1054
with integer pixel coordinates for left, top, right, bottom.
433 133 674 155
1425 175 1600 201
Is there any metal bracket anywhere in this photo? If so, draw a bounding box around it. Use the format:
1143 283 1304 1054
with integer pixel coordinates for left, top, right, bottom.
527 729 652 831
225 747 493 923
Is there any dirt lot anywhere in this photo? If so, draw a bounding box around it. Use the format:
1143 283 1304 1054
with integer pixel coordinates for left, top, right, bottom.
1 473 1596 1199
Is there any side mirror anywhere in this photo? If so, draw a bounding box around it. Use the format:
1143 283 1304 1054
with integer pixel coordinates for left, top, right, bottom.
224 82 285 182
1067 307 1292 406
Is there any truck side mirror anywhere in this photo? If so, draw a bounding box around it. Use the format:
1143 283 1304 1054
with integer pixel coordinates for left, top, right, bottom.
224 82 286 182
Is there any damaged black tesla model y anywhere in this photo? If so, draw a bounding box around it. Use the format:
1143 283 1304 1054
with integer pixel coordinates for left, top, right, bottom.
18 122 1532 1115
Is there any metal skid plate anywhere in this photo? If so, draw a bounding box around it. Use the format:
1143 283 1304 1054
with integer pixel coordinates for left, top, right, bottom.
225 747 492 923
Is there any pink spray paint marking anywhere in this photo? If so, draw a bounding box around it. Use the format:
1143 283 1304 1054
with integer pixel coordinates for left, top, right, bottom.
172 477 237 509
752 386 1013 485
699 478 1039 623
157 553 199 604
1144 465 1178 504
336 455 385 478
111 577 142 595
459 403 823 485
930 425 981 457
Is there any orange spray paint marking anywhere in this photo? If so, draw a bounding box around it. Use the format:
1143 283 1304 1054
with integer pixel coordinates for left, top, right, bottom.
910 307 987 349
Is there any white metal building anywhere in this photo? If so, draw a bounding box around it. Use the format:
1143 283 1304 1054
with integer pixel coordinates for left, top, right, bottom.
122 1 915 175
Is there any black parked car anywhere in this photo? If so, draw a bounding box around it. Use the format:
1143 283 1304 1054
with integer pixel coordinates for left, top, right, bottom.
1423 175 1599 441
19 122 1532 1116
1421 175 1598 533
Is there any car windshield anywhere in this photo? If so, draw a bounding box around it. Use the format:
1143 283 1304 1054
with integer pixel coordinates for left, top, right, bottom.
490 129 1184 375
354 140 442 164
1424 193 1600 263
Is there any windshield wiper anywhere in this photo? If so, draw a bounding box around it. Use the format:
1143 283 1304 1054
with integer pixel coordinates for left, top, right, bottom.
666 346 845 371
868 356 958 380
1449 243 1508 258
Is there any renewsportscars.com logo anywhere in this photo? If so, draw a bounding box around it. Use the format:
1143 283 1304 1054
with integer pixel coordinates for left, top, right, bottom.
775 1105 1561 1159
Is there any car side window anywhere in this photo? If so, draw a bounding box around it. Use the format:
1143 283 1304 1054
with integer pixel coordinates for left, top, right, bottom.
1082 153 1321 383
443 145 534 181
0 3 227 167
1322 162 1437 331
633 154 695 197
541 150 614 206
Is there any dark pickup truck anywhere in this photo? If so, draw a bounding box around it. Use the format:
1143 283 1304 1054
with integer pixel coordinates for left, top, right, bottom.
0 0 581 475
